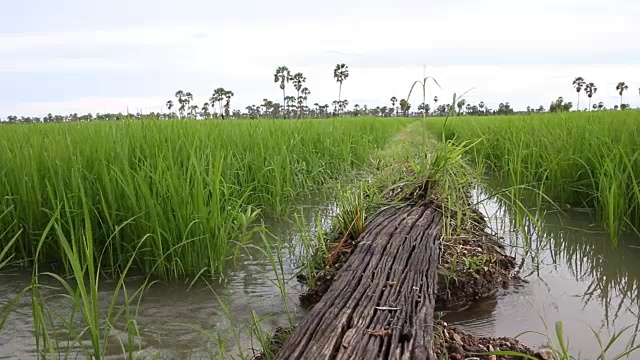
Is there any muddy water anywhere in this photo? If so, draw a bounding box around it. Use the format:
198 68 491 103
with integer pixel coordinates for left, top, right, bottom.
444 192 640 357
0 202 333 359
3 193 640 359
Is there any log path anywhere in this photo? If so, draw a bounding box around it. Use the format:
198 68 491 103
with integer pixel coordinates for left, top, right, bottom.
275 203 443 360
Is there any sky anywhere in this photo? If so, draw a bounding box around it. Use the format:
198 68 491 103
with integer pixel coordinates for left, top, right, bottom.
1 0 639 117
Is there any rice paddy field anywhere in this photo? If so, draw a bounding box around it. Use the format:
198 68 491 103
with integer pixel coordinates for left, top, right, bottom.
2 112 640 359
0 117 411 280
434 110 640 245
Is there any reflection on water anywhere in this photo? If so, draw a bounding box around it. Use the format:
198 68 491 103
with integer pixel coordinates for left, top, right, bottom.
4 188 640 358
0 200 335 359
444 189 640 356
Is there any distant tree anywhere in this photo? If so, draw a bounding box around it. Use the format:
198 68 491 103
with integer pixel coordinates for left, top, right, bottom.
201 102 210 118
189 104 199 118
616 82 628 108
537 105 545 113
353 104 361 116
224 90 234 118
320 104 329 117
614 104 619 110
621 103 630 110
399 99 411 116
496 102 515 115
285 96 297 114
334 63 349 115
549 96 573 113
597 101 604 110
175 90 186 117
274 66 292 118
417 103 431 116
584 82 597 111
166 100 174 113
433 96 439 111
292 72 306 118
572 77 586 110
184 92 193 112
210 88 227 118
390 96 397 116
592 104 597 111
301 87 311 109
478 101 485 114
272 103 282 117
456 99 466 115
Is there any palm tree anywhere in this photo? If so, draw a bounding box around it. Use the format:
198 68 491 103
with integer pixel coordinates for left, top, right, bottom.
338 100 349 114
166 100 174 113
292 72 306 118
301 87 311 101
189 104 199 118
417 103 430 116
224 90 234 118
210 88 228 118
616 82 628 108
201 102 210 118
399 99 411 116
456 99 466 115
332 100 339 115
175 90 185 117
333 63 349 115
572 77 586 110
478 101 485 115
301 87 311 113
433 96 439 111
274 66 291 118
583 82 597 111
390 96 397 116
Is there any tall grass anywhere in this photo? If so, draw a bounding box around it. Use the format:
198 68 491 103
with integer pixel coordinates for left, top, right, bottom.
432 110 640 245
0 117 410 279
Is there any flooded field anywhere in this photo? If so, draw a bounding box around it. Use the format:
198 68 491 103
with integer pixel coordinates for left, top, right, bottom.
2 190 640 358
444 192 640 356
0 201 334 359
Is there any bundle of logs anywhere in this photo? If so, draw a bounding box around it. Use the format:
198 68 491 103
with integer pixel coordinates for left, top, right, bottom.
275 203 443 360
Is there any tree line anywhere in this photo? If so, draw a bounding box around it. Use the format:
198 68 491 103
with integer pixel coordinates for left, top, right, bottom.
2 66 639 124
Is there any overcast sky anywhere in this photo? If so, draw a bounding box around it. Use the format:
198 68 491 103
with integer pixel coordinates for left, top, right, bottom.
1 0 639 117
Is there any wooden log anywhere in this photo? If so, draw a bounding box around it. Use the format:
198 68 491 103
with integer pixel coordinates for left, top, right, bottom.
276 204 443 360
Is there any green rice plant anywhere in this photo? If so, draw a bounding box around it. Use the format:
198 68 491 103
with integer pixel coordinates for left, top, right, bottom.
482 320 640 359
28 192 153 359
291 209 331 290
0 117 411 279
332 181 380 240
0 205 27 333
430 110 640 246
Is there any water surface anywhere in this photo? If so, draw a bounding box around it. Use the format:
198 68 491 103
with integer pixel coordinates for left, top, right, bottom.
0 202 333 359
444 193 640 357
3 192 640 359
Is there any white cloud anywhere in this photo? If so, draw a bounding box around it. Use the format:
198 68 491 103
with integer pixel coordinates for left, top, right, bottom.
1 0 639 117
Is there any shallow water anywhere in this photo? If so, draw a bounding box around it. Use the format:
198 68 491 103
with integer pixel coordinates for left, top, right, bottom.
2 192 640 359
443 192 640 357
0 201 333 359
